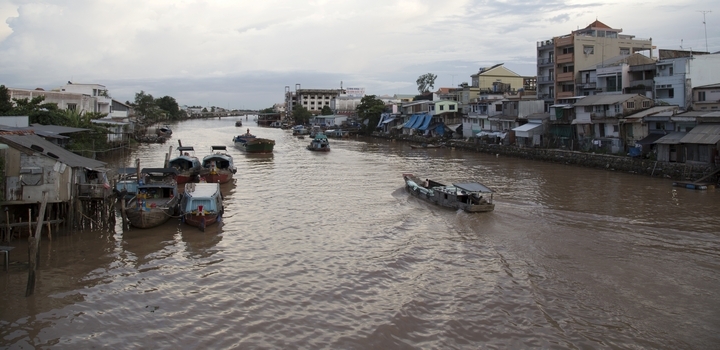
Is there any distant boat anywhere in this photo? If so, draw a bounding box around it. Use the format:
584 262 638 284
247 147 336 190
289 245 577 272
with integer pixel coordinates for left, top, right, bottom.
168 146 202 184
409 143 442 149
180 182 224 231
235 120 243 127
307 133 330 152
155 125 173 137
402 173 495 213
233 130 275 153
200 146 236 184
124 168 181 229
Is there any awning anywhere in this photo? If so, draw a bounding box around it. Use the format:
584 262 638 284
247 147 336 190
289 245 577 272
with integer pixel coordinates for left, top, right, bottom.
654 132 687 145
512 123 543 138
417 115 433 131
571 119 592 125
382 117 396 124
679 124 720 144
446 124 462 131
410 114 428 129
403 115 418 128
636 133 665 145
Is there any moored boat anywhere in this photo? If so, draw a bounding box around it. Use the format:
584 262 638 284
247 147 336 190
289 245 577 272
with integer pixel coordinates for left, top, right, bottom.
233 129 275 153
200 146 237 184
307 133 330 152
180 182 224 231
155 125 173 137
235 120 243 127
409 143 442 149
124 168 181 229
168 146 202 184
402 173 495 212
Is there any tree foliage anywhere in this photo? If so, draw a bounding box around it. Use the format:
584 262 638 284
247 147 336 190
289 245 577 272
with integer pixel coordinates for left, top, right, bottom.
260 107 274 113
0 85 13 115
292 104 312 125
320 105 333 115
416 73 437 94
156 95 181 120
356 95 386 133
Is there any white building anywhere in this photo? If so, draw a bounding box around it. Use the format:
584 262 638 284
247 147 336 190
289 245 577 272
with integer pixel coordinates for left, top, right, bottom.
655 52 720 110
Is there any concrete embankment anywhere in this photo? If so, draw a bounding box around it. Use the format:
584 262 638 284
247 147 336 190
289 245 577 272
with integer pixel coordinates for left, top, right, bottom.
372 133 719 182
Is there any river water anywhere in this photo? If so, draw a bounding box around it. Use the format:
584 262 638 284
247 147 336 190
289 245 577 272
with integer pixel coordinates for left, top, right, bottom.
1 117 719 349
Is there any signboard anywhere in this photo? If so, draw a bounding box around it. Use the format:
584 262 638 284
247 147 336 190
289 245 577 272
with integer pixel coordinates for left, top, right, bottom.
345 88 365 97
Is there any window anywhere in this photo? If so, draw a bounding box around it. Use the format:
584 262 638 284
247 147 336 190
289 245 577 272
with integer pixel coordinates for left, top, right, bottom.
642 100 650 108
698 91 706 101
495 104 502 112
620 48 630 55
655 122 665 130
613 125 619 132
583 45 594 54
584 106 593 112
450 105 456 110
67 103 77 111
669 66 673 75
439 105 445 111
626 101 635 109
614 104 621 114
669 89 674 98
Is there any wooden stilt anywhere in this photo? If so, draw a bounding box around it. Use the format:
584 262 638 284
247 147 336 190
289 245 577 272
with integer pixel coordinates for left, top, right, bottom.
26 192 49 297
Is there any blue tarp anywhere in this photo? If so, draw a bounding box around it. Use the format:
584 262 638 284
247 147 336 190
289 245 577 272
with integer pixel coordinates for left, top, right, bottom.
435 123 445 136
403 115 419 128
410 114 426 129
417 115 432 131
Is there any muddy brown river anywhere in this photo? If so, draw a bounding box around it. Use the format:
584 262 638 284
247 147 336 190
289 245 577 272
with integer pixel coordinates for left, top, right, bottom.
1 117 719 349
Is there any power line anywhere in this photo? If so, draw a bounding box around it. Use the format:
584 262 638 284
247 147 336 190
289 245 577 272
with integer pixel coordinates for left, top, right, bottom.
699 10 711 53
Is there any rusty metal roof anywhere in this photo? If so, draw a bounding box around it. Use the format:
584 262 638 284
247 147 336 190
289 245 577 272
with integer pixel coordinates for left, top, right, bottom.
0 134 106 170
654 132 687 145
679 124 720 145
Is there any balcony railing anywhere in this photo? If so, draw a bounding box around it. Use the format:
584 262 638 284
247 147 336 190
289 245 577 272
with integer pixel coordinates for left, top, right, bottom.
538 57 554 65
537 75 555 83
557 72 574 82
557 91 574 99
557 53 574 64
555 35 573 47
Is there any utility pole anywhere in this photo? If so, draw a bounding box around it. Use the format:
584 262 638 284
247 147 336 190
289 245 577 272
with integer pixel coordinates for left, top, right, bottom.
450 74 456 87
699 10 711 53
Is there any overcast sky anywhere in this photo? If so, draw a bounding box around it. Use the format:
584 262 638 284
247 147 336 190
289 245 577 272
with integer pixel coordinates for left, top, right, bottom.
0 0 717 110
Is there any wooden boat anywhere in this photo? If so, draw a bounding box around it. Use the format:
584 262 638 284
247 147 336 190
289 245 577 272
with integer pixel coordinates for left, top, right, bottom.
233 129 275 153
155 125 173 137
200 146 237 184
168 146 202 184
307 133 330 152
124 168 180 229
235 120 243 127
292 125 309 136
402 173 495 212
180 182 224 231
409 143 442 149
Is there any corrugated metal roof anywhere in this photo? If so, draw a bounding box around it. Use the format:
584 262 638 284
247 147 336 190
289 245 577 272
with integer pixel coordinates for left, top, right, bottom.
29 124 90 134
573 94 641 106
654 132 687 144
679 124 720 144
624 106 679 120
0 134 106 170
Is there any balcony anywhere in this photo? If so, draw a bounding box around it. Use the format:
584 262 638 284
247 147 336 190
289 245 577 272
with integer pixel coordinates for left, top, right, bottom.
555 35 573 47
538 57 554 66
557 53 574 64
557 91 574 99
557 72 574 82
576 78 597 89
537 75 555 83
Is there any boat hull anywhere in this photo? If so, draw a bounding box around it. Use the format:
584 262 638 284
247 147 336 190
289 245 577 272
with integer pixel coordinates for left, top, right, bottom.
183 213 220 229
125 196 179 229
403 174 494 213
201 171 233 184
234 137 275 153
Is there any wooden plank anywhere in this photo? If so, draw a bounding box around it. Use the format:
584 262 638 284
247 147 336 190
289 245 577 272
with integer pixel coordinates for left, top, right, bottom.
26 192 49 297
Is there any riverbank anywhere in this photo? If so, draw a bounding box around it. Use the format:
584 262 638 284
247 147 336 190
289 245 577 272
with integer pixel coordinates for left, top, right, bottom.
371 133 720 183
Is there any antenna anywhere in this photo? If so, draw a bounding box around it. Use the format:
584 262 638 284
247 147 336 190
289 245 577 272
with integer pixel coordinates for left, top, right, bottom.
681 39 683 49
699 10 711 53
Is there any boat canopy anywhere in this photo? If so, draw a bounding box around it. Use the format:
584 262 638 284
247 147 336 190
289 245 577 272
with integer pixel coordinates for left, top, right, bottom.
453 182 494 193
211 145 227 151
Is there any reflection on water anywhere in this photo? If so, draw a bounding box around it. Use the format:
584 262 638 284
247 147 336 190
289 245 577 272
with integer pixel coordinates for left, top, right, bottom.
1 117 719 349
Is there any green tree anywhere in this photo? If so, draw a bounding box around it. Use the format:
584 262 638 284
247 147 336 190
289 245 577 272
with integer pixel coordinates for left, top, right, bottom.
156 96 181 120
292 105 312 125
416 73 437 94
320 105 333 115
0 85 12 115
260 107 274 113
356 95 386 134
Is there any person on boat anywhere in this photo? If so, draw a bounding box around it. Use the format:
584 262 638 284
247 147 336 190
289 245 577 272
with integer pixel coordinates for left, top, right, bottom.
246 128 251 135
424 179 429 187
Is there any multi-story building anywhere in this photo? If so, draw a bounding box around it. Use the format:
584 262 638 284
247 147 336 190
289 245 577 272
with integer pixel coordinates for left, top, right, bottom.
692 83 720 111
284 84 344 116
57 82 113 114
576 53 656 98
8 82 121 116
654 51 720 110
537 20 653 111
